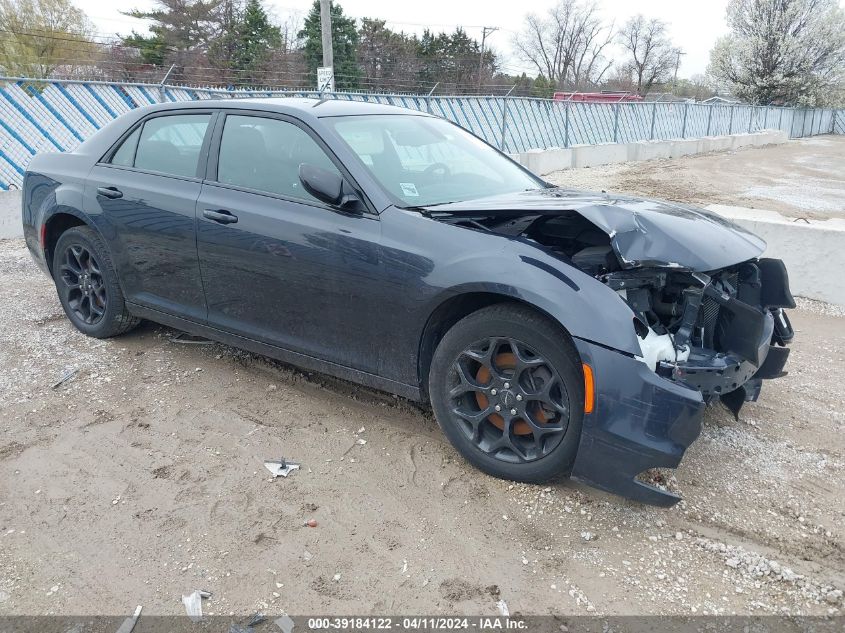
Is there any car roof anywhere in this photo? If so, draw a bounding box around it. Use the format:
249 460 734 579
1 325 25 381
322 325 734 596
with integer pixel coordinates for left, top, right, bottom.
145 97 427 119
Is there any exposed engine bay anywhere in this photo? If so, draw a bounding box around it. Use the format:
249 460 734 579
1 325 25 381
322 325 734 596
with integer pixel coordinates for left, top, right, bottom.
435 209 796 416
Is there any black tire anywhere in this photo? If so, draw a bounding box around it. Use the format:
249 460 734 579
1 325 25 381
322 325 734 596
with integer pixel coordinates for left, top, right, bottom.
53 226 140 338
429 303 584 483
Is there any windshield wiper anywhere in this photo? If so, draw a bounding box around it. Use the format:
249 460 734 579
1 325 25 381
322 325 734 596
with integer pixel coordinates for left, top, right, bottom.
414 200 460 208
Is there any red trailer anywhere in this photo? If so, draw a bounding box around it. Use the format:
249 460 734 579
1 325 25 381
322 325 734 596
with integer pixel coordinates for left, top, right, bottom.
553 92 644 103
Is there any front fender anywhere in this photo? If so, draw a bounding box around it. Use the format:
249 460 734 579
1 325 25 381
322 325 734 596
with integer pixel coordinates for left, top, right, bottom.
423 243 642 358
378 206 644 389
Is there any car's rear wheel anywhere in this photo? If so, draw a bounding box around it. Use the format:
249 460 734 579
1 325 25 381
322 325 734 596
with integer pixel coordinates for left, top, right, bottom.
53 226 140 338
429 304 584 483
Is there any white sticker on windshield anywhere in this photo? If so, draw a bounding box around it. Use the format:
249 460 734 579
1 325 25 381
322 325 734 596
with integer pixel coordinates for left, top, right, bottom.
399 182 419 197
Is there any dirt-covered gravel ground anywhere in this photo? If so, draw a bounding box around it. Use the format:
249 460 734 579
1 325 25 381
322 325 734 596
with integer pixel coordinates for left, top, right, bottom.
546 135 845 220
0 231 843 618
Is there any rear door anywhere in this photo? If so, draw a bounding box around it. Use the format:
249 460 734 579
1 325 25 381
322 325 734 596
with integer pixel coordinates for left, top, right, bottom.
83 111 215 321
195 111 383 373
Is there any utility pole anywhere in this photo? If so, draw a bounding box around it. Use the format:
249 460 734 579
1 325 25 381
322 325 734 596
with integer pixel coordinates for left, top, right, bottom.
478 26 498 89
319 0 334 91
672 49 685 96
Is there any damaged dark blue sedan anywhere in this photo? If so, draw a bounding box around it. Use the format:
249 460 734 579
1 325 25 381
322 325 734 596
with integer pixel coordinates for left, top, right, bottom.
21 99 795 506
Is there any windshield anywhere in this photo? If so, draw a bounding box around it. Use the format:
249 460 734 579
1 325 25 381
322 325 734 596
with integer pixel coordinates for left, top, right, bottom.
326 114 544 207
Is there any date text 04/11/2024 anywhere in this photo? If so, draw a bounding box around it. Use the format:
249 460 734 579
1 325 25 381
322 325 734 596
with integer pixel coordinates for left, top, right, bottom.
306 617 527 630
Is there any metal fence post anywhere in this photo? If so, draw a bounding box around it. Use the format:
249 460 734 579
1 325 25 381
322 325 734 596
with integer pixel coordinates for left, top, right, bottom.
728 105 734 134
158 64 175 101
425 82 438 115
500 98 509 151
649 101 657 140
613 102 619 143
681 102 688 138
706 104 713 136
810 108 816 136
564 100 570 148
498 85 517 152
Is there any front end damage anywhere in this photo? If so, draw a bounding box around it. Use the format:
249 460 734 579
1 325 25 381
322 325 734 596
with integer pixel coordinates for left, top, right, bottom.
426 188 796 505
569 259 795 506
604 258 794 417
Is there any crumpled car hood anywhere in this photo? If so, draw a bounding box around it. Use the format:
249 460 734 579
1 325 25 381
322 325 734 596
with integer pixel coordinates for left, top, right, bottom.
423 188 767 272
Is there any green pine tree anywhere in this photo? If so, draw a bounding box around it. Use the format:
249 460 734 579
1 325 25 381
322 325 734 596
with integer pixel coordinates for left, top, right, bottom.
231 0 281 85
298 0 360 91
207 0 281 86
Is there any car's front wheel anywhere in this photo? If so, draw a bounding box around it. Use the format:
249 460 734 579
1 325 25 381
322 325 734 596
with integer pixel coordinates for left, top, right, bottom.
429 304 584 483
53 226 140 338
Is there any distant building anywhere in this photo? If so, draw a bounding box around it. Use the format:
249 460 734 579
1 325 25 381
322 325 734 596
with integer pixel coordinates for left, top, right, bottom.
701 95 741 105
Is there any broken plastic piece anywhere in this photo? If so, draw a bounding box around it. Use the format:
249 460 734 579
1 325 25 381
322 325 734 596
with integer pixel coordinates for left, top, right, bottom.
115 605 142 633
721 386 747 421
228 613 267 633
51 368 79 389
264 457 300 478
275 615 295 633
170 332 213 345
181 590 211 622
228 613 266 633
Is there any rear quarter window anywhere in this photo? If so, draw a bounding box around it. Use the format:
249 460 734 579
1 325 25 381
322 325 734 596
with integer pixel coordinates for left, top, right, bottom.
110 127 140 166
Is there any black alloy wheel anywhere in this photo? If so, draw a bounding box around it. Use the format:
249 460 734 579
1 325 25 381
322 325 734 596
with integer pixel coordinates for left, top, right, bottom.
448 336 570 463
52 226 140 338
429 304 584 483
58 244 107 325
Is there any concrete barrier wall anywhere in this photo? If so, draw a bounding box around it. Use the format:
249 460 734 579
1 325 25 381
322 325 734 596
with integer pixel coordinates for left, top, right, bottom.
0 190 21 240
514 130 789 176
707 205 845 306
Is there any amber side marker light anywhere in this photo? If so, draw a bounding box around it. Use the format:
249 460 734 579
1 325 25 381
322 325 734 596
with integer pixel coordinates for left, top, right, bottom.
582 363 595 414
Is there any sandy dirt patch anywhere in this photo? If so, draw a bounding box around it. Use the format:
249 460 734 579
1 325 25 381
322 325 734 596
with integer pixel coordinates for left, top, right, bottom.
0 238 843 617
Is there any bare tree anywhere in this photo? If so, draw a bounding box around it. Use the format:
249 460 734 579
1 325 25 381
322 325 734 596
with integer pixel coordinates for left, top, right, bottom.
513 0 613 91
709 0 845 106
0 0 95 78
618 15 677 96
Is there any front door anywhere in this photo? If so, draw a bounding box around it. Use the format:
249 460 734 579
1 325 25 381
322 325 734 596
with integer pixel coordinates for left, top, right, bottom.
196 112 383 373
84 112 214 321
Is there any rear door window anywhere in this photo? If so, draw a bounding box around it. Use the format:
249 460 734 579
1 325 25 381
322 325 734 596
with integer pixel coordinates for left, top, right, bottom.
110 114 211 178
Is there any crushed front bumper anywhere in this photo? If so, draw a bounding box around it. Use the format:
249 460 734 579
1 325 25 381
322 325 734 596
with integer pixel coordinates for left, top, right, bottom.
569 258 795 506
571 338 705 507
657 309 776 398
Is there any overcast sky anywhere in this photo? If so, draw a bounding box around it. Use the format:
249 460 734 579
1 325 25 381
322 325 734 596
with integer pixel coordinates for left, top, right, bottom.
76 0 732 78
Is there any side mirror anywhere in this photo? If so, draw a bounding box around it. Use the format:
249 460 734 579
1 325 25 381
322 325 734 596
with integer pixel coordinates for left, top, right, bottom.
298 163 362 213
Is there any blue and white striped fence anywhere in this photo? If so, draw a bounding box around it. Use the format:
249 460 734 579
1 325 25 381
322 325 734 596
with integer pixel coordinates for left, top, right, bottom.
1 76 843 190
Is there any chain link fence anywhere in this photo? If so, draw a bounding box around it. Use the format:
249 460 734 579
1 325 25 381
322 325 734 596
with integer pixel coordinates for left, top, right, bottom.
1 76 843 190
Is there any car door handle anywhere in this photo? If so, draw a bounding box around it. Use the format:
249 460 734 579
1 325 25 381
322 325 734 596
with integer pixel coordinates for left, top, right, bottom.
96 186 123 199
203 209 238 224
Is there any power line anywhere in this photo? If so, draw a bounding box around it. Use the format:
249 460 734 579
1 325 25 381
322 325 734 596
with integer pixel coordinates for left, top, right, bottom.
0 28 516 66
0 19 536 92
